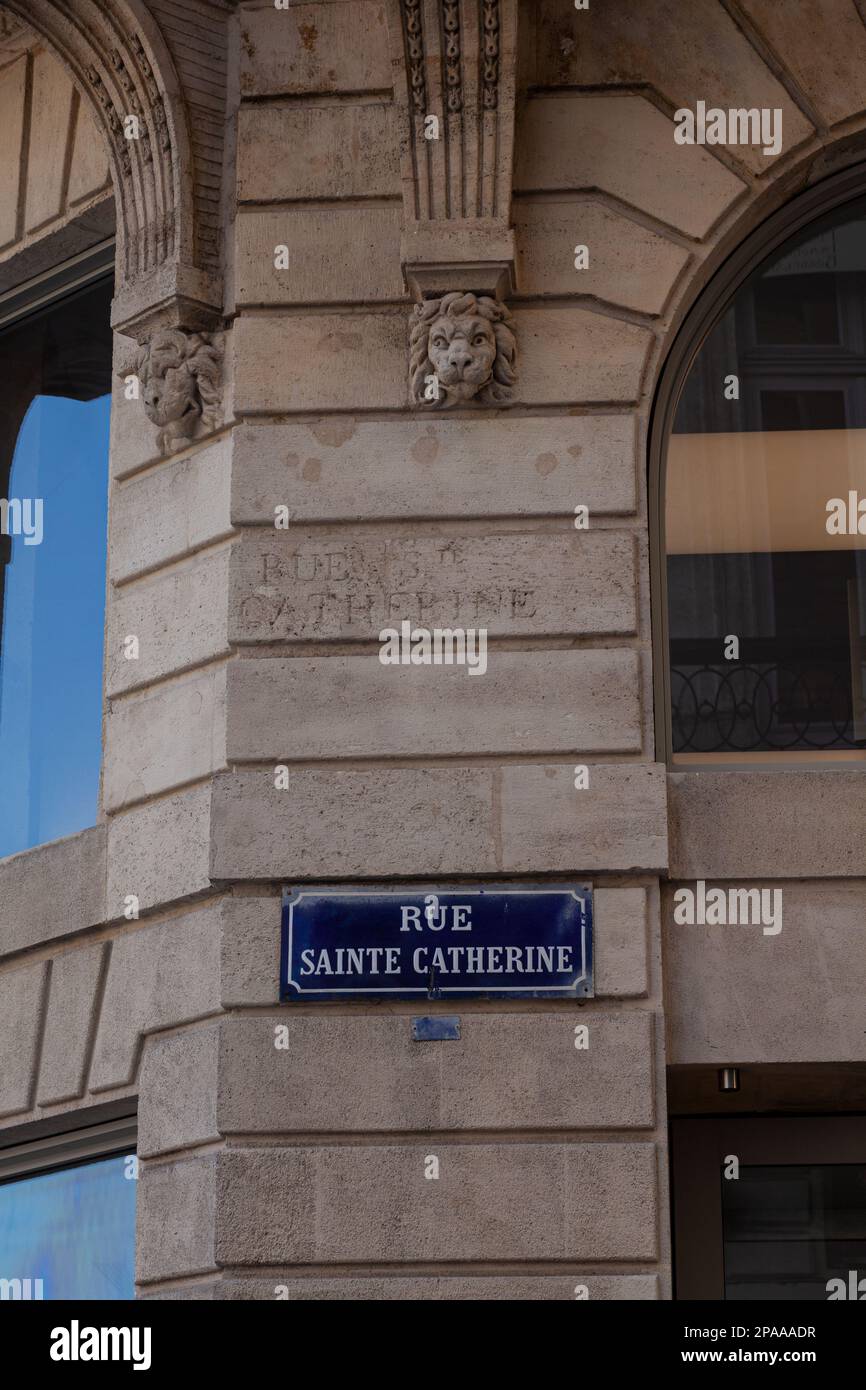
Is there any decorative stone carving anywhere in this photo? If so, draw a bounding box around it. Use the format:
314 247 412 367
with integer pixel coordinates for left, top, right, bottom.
442 0 462 113
4 0 233 340
409 292 517 408
134 329 223 454
389 0 515 226
388 2 519 329
403 0 426 113
481 0 501 110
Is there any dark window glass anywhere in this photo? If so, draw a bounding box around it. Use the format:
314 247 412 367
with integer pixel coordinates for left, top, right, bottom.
0 279 112 852
722 1164 866 1300
759 389 846 432
667 196 866 761
0 1153 136 1300
753 272 840 345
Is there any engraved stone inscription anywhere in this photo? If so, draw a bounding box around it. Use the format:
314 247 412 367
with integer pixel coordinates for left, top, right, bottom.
230 532 637 642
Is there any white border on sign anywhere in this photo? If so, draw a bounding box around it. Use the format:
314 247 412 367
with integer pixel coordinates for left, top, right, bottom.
284 887 590 996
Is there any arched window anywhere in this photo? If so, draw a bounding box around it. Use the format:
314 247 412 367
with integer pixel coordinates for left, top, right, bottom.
655 175 866 765
0 262 113 856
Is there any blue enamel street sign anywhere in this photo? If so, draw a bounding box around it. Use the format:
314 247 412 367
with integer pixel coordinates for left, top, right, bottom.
280 886 593 1001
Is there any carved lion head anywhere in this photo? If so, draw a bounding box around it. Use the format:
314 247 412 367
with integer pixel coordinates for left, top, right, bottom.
136 329 222 453
409 292 517 408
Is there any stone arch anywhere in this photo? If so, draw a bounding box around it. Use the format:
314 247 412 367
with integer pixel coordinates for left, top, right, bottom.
1 0 231 339
650 133 866 396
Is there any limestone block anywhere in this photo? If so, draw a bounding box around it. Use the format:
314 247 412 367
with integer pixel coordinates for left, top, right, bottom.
140 1285 216 1301
230 414 638 522
137 1155 217 1283
594 887 649 998
515 305 652 404
107 548 231 695
501 764 669 872
67 101 110 205
669 769 866 879
0 824 106 959
25 50 74 231
229 530 638 642
211 766 497 880
240 3 392 97
225 650 642 760
514 199 689 314
217 1012 655 1133
740 0 866 126
236 206 404 305
533 0 813 171
515 94 746 237
233 311 405 412
138 1023 221 1157
220 894 282 1007
237 102 399 201
106 783 212 918
104 665 227 811
90 905 222 1091
37 943 107 1105
215 1142 658 1263
664 878 866 1065
109 435 232 575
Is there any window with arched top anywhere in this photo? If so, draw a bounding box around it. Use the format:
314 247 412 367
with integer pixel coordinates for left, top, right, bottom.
0 258 113 857
653 170 866 766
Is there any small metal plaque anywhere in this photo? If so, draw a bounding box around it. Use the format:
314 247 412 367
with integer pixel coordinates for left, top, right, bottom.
411 1016 461 1041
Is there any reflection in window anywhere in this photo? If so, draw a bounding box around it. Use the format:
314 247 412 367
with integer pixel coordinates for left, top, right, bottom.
722 1163 866 1300
0 1153 136 1300
0 279 112 854
666 197 866 761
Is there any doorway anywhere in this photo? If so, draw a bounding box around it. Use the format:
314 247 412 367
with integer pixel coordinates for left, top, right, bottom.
672 1116 866 1300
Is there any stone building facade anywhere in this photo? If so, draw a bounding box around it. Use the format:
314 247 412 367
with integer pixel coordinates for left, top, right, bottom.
0 0 865 1301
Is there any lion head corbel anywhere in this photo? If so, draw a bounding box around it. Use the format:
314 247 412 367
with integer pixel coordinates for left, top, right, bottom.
409 292 517 408
133 328 223 454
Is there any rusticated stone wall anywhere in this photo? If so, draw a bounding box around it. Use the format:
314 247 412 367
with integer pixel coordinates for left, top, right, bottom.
3 0 866 1304
173 0 669 1301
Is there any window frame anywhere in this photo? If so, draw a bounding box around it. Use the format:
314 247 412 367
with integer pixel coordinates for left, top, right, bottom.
0 239 115 335
0 1111 136 1183
649 161 866 768
0 1109 137 1301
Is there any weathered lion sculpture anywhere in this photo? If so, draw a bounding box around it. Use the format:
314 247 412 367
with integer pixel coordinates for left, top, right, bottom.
135 328 223 453
409 292 517 408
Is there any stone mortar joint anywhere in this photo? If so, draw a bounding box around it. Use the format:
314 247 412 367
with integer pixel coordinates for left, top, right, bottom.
409 292 517 408
133 328 224 454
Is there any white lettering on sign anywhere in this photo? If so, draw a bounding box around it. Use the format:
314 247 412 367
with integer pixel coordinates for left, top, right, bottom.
400 902 473 931
300 947 401 976
299 943 574 977
412 945 572 975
